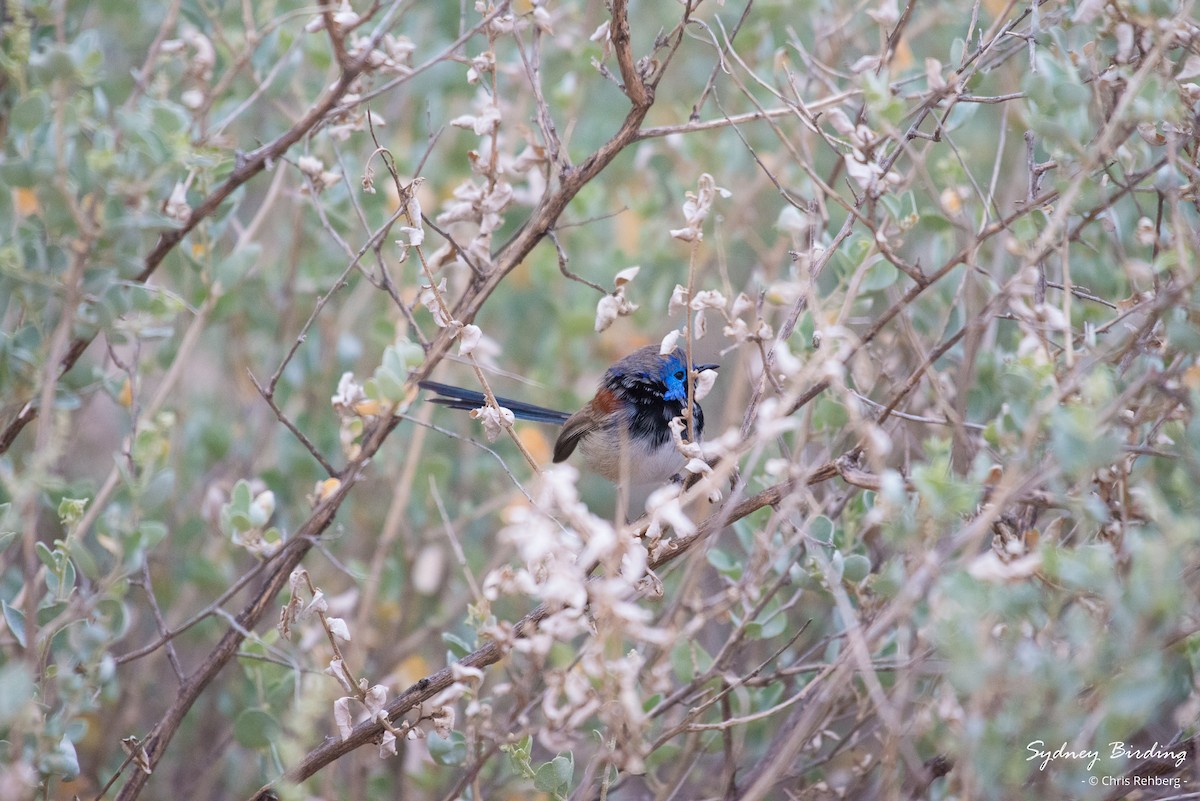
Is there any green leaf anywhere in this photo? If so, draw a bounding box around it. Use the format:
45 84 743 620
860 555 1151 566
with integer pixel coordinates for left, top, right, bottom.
49 552 77 596
67 537 100 580
861 70 904 127
860 257 898 292
1049 405 1120 478
442 632 473 658
835 235 872 275
2 600 26 648
644 741 683 772
30 45 79 83
39 735 80 780
230 480 253 512
810 395 849 432
0 662 35 723
751 607 788 640
10 92 49 131
828 551 845 583
374 366 406 403
137 521 169 550
36 541 58 571
534 753 574 795
912 458 978 519
228 511 253 532
757 680 786 709
428 731 467 766
809 516 834 545
96 598 129 639
949 37 966 67
215 243 262 289
706 548 740 577
234 708 282 749
502 734 534 777
381 344 407 378
842 554 871 583
0 159 38 188
265 671 297 707
57 497 89 527
672 637 714 682
37 600 68 626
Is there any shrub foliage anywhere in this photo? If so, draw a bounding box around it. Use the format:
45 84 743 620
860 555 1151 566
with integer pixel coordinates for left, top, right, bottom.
1 0 1199 799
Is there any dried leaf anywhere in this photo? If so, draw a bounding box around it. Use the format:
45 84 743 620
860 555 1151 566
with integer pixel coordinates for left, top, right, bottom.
470 404 515 442
668 284 689 315
595 290 637 332
824 107 856 137
333 697 354 740
297 156 324 176
866 0 899 26
458 323 482 355
689 289 727 310
327 617 351 642
613 265 640 287
730 292 754 319
967 550 1042 582
418 279 452 327
925 57 946 92
164 182 191 222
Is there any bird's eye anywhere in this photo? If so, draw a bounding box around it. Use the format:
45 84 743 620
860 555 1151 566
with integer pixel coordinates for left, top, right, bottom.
674 370 685 381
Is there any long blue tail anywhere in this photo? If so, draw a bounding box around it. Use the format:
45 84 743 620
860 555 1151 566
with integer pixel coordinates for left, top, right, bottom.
419 380 571 425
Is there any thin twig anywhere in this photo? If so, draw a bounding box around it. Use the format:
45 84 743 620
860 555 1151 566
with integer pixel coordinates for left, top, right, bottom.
248 370 338 477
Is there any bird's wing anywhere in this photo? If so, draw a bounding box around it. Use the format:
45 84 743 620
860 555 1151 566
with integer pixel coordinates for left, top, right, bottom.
418 380 571 425
552 409 598 462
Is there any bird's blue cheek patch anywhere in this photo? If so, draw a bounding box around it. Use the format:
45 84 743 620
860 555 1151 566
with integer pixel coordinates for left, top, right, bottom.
661 357 688 402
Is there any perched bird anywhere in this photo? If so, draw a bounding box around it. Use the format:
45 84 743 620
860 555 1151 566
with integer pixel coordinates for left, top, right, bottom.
420 345 718 485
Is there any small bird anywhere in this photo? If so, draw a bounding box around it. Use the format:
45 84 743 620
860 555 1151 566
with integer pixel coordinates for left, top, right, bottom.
420 345 718 485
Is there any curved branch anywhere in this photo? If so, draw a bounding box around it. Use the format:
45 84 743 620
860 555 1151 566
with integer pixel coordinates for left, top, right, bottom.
610 0 648 106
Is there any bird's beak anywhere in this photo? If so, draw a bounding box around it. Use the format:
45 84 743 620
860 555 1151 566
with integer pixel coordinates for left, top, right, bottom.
695 363 719 372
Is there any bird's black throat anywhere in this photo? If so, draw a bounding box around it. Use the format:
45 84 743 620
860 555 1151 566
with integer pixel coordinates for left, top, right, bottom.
607 372 705 448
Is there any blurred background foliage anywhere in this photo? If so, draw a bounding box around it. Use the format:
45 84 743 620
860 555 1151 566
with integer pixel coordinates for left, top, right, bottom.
1 0 1200 799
